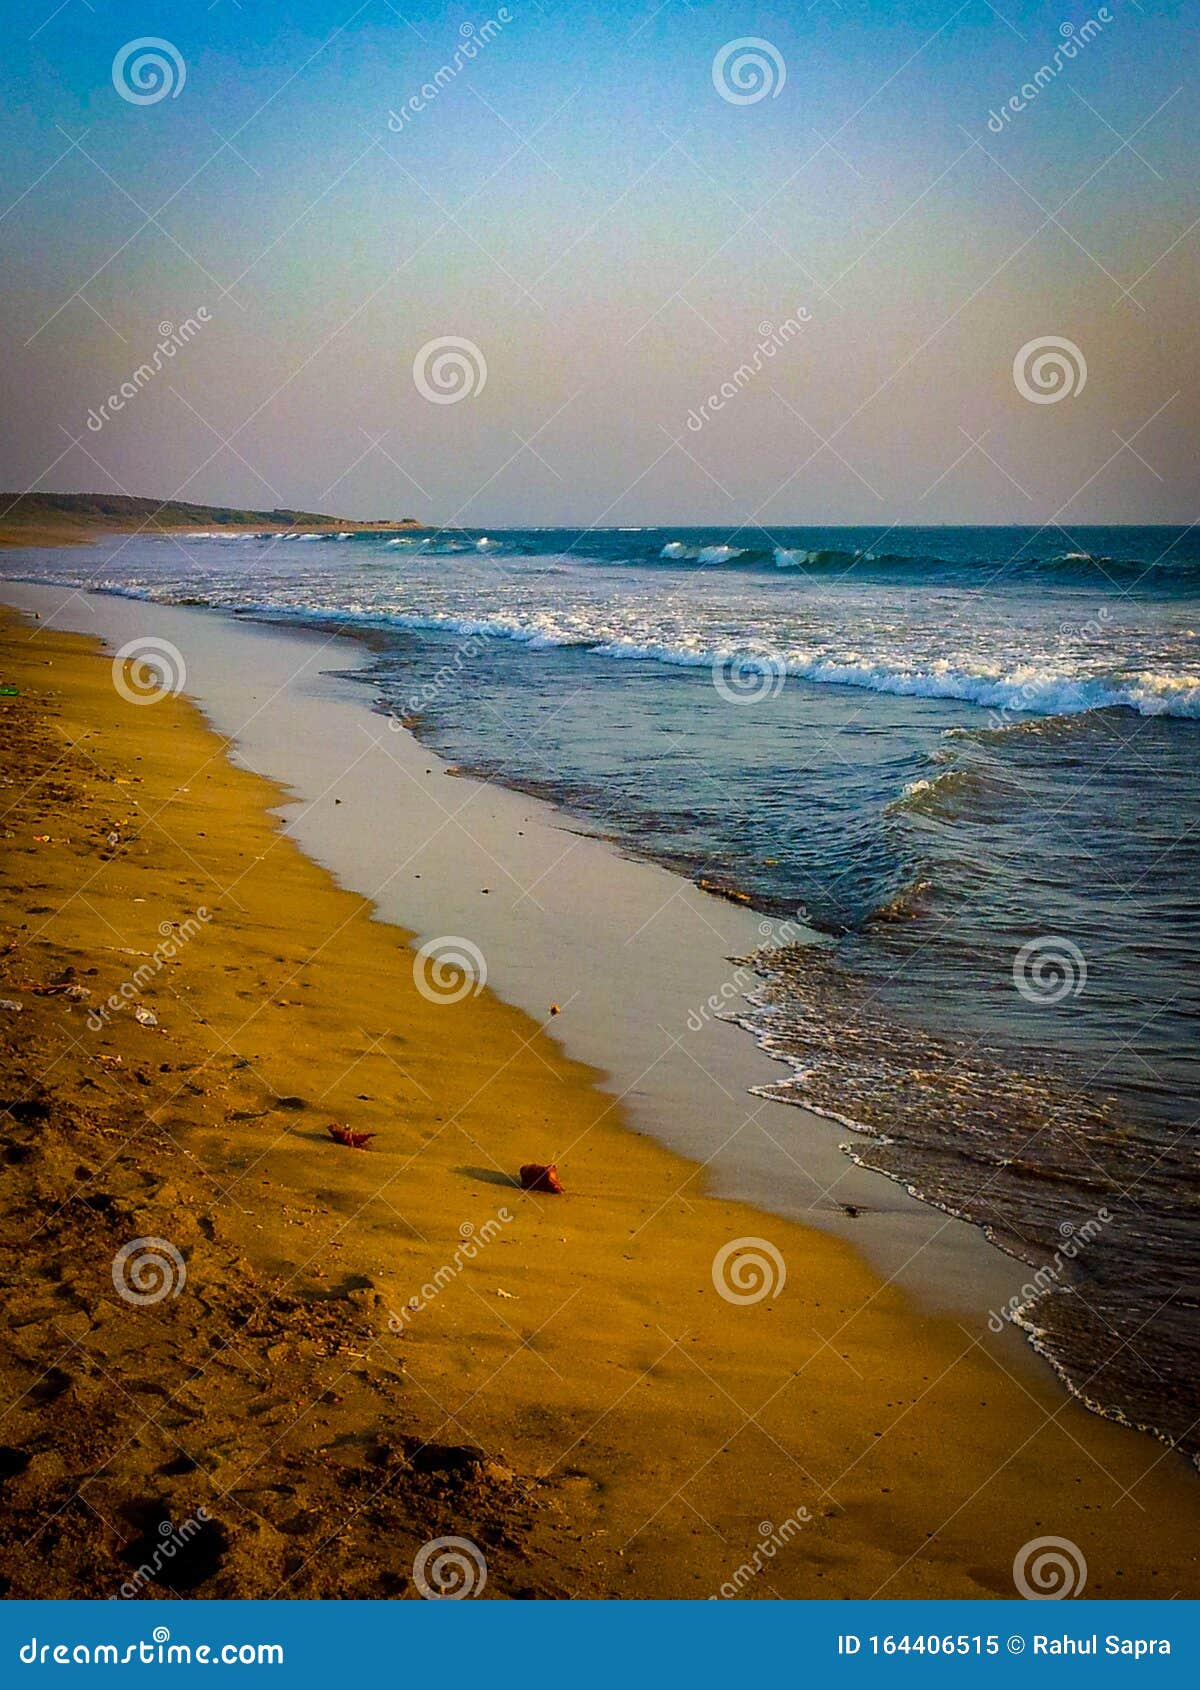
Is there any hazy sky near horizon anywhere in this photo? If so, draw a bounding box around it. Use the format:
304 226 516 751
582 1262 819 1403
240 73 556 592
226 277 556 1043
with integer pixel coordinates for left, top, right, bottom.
0 0 1195 527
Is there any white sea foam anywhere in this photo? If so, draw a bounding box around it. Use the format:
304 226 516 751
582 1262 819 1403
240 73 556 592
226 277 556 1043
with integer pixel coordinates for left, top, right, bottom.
179 530 266 540
370 615 1200 720
658 541 747 563
16 532 1200 723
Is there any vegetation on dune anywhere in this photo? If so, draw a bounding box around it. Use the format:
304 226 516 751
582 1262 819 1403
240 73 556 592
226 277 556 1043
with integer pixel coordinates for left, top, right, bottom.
0 493 421 544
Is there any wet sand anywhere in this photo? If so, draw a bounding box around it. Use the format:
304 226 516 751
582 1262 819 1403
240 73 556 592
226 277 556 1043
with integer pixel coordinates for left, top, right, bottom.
1 598 1197 1600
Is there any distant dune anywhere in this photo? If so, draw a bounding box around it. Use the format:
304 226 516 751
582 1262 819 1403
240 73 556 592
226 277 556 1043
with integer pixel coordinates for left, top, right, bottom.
0 493 423 548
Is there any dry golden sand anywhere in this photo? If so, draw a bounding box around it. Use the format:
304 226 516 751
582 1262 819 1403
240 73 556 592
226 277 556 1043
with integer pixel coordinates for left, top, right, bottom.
1 606 1197 1600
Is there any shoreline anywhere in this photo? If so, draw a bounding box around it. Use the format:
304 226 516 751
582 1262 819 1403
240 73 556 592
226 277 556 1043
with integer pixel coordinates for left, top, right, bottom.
3 582 1029 1324
2 592 1198 1600
6 583 1196 1454
0 498 425 551
0 523 424 551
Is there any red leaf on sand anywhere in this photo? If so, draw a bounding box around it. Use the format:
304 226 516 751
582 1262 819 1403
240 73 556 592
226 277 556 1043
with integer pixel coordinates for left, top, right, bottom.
519 1161 564 1194
326 1123 376 1150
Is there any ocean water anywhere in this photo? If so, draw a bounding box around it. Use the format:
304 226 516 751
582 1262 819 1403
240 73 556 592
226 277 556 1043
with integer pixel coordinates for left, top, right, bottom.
6 524 1198 1463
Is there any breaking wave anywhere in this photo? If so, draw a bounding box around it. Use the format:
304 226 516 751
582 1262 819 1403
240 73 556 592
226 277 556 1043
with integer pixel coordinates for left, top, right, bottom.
356 612 1200 721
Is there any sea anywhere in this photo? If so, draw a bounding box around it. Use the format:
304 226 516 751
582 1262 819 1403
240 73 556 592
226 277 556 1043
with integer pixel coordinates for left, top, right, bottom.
5 523 1198 1466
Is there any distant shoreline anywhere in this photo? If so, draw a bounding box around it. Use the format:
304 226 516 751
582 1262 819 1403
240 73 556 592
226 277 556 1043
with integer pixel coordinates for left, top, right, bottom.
0 492 424 549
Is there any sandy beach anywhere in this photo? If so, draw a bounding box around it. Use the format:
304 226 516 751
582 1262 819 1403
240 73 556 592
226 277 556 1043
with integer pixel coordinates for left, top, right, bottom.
1 595 1197 1601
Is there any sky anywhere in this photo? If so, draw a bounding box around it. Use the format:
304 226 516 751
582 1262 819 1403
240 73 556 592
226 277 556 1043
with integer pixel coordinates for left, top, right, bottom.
0 0 1195 526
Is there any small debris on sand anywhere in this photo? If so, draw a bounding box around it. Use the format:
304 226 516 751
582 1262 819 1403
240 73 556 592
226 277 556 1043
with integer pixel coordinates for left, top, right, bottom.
326 1123 377 1150
697 877 752 906
519 1161 564 1194
23 979 90 1000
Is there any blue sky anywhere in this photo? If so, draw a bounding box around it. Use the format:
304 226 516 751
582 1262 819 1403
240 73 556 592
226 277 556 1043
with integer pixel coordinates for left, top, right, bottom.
1 0 1195 523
